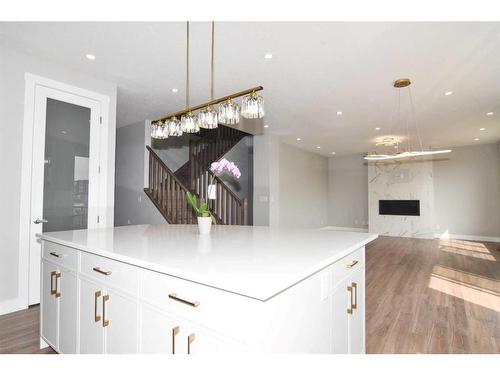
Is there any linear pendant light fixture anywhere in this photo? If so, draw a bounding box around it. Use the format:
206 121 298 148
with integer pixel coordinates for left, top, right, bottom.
364 78 451 161
151 22 265 138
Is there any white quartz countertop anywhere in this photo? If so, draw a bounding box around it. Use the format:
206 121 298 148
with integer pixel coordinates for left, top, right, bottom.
38 225 377 301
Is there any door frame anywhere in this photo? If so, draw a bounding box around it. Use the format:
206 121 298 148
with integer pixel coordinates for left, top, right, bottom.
18 73 113 309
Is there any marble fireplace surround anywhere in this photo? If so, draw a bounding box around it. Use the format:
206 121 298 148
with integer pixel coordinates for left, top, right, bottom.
368 160 435 239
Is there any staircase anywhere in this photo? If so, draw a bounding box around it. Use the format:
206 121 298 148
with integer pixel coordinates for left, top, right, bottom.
144 125 249 225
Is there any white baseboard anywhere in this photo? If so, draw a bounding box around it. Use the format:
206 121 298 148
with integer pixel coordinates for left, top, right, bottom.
0 297 27 316
434 232 500 243
320 226 369 233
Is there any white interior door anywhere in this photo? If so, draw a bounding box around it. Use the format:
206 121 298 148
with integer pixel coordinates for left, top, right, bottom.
29 86 101 305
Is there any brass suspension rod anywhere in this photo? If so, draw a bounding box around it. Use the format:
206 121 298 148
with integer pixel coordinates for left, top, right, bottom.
152 86 264 124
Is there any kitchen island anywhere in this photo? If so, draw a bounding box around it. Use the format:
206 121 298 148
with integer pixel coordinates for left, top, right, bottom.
37 224 377 354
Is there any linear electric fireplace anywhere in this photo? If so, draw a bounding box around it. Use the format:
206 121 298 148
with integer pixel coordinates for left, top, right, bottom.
379 200 420 216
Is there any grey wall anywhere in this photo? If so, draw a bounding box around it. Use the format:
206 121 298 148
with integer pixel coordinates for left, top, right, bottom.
434 143 500 238
0 45 117 311
152 135 191 172
278 142 328 228
114 121 165 226
328 154 368 229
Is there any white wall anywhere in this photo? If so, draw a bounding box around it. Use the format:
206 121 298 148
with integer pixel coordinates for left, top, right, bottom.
0 46 117 314
327 154 368 229
278 142 328 228
434 143 500 239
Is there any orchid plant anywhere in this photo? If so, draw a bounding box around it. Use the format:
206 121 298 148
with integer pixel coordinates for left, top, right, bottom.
185 159 241 225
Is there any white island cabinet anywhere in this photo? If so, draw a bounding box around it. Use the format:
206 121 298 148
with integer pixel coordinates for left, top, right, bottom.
38 225 377 354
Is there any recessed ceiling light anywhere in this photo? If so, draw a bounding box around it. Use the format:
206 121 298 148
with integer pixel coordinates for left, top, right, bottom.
316 146 321 149
171 88 179 93
263 125 269 128
474 138 480 141
296 138 301 141
486 112 494 116
479 127 485 131
264 53 273 59
85 54 96 60
331 152 336 155
60 130 67 134
375 127 381 130
336 111 342 116
444 91 453 96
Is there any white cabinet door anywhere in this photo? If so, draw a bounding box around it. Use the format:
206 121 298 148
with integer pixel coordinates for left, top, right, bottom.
58 269 78 354
180 322 247 354
348 268 365 354
41 260 58 349
331 280 350 354
79 278 104 354
104 289 138 354
140 305 181 354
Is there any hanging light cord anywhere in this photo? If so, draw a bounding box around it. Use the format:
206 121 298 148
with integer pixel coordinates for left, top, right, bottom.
210 21 215 101
408 86 424 152
186 21 190 110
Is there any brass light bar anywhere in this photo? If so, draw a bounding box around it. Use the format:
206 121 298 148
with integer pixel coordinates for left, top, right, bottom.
152 85 263 124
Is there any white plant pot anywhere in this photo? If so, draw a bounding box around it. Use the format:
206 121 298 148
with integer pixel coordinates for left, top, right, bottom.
197 216 212 235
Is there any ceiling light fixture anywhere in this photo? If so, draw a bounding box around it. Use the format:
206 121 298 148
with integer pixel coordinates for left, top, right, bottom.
296 138 301 141
331 152 336 155
487 112 494 116
263 125 269 128
479 127 485 131
264 53 273 59
171 88 178 93
474 138 480 141
375 127 381 130
316 146 321 149
444 91 453 96
151 22 264 139
364 78 452 161
337 111 342 116
85 54 95 60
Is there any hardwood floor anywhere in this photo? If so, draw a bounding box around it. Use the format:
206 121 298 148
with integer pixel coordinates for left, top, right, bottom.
1 236 498 354
0 305 55 354
366 236 500 354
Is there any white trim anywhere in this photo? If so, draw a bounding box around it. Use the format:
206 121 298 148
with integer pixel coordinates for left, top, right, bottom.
434 232 500 243
12 73 113 315
320 226 369 233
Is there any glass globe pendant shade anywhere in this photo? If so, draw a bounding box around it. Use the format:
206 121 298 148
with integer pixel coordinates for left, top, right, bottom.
199 105 218 129
180 111 200 133
241 91 265 119
218 98 240 125
166 116 182 136
151 121 168 139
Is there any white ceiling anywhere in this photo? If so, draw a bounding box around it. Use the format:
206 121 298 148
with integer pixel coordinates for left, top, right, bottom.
1 22 499 156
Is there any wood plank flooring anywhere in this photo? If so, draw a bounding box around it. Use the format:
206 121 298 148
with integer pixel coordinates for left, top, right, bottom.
366 236 500 353
0 236 498 354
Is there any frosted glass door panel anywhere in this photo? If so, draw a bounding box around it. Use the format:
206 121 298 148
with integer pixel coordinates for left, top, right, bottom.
43 98 91 232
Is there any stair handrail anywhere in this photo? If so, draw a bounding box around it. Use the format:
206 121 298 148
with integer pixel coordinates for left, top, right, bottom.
146 146 192 193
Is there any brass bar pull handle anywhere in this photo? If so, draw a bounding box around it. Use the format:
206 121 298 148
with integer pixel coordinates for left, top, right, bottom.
347 285 353 314
352 282 358 310
168 293 200 307
172 326 180 354
94 291 101 322
346 260 359 268
187 333 195 354
55 272 61 298
50 271 56 295
102 295 110 327
93 267 112 276
49 252 61 258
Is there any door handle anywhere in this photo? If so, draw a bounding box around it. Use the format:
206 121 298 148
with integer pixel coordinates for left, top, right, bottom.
102 294 110 327
93 267 112 276
187 333 195 354
352 282 358 310
168 293 200 307
55 272 61 298
49 252 61 258
94 291 101 322
50 271 57 295
346 260 359 268
172 326 180 354
347 285 353 314
34 218 48 224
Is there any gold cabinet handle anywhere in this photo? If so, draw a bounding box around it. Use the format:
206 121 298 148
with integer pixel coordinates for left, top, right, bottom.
49 252 61 258
93 267 112 276
187 333 195 354
102 295 110 327
94 291 102 322
172 326 180 354
346 260 359 268
347 285 353 314
50 271 57 295
352 282 358 310
168 293 200 307
55 272 61 298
